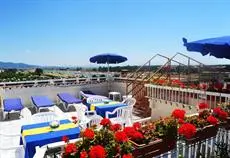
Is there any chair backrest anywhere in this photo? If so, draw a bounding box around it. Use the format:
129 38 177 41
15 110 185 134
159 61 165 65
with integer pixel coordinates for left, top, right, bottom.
31 112 58 124
0 145 24 158
73 104 88 120
117 106 132 119
88 115 103 129
20 107 32 124
52 106 67 120
0 122 21 136
106 106 132 119
122 97 136 107
87 97 105 104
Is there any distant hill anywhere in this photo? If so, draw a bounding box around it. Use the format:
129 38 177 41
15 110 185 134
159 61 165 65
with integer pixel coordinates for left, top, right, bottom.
0 61 38 69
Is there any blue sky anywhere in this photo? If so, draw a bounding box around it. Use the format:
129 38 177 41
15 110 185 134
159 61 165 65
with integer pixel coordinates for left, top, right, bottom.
0 0 230 67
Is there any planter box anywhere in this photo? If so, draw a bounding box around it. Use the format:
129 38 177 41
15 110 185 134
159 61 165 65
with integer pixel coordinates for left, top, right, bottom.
227 117 230 125
131 139 176 158
186 125 218 144
218 121 229 130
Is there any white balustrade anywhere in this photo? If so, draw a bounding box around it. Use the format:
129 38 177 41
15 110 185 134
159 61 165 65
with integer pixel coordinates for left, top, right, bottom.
145 84 230 109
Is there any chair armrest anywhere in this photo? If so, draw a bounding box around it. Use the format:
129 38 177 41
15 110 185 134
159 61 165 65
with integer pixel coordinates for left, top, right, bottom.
105 111 116 118
0 132 21 137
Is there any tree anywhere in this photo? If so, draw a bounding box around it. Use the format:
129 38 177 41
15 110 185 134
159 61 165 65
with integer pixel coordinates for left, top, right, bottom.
34 68 43 76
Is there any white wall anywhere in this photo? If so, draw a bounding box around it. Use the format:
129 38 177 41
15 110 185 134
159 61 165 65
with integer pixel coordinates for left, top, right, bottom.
0 83 109 107
150 99 198 120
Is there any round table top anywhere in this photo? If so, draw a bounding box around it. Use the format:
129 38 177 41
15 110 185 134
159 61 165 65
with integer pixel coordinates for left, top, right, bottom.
109 91 121 95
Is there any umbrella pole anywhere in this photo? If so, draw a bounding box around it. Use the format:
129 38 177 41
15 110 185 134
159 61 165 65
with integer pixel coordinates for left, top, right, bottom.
107 63 110 92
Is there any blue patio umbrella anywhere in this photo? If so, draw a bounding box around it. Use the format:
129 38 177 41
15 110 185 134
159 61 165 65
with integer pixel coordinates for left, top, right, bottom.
183 36 230 59
89 53 127 72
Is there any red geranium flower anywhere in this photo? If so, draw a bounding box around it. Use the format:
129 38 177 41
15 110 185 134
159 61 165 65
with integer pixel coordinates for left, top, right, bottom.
110 123 121 131
115 131 128 143
178 123 196 139
158 79 165 85
71 116 77 120
180 83 185 88
214 82 223 91
190 83 197 89
172 79 181 85
213 107 222 115
213 107 228 119
219 110 228 120
198 102 209 109
123 127 136 137
132 131 144 140
199 83 208 90
100 118 111 127
122 154 133 158
178 118 185 124
133 122 141 130
80 151 88 158
172 109 186 120
89 145 106 158
83 128 95 139
207 116 218 125
62 136 69 143
64 143 77 155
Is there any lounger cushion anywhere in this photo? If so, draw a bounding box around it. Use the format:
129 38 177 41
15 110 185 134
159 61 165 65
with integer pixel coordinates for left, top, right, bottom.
31 96 55 108
3 98 24 112
57 93 82 104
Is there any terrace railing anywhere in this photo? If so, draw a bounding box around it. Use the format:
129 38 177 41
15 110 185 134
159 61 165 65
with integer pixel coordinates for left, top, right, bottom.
145 84 230 109
0 76 107 89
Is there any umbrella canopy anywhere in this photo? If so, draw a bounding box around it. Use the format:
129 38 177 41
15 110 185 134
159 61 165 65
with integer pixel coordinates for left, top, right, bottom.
89 53 127 64
183 36 230 59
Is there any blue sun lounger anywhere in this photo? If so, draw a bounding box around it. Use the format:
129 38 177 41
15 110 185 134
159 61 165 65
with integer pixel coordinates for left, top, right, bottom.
31 96 55 112
57 93 82 111
3 98 24 120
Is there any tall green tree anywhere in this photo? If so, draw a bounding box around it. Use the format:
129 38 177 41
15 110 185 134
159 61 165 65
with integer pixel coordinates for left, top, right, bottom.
34 68 43 76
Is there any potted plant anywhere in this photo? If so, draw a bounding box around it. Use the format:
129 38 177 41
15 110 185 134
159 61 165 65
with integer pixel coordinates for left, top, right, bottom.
62 118 133 158
212 106 229 129
129 119 177 158
182 109 218 144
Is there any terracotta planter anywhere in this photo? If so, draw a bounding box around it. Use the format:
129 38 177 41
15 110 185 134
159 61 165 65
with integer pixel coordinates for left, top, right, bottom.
186 125 218 144
131 139 176 158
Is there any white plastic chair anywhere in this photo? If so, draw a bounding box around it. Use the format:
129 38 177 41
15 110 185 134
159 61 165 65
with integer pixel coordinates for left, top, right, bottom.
68 104 90 129
0 133 24 158
122 97 136 108
31 112 59 124
49 105 68 120
0 145 25 158
88 115 103 129
0 120 22 136
105 106 133 127
20 107 32 125
33 145 47 158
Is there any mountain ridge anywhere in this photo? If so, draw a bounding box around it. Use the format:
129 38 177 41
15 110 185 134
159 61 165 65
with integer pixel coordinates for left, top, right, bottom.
0 61 38 69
